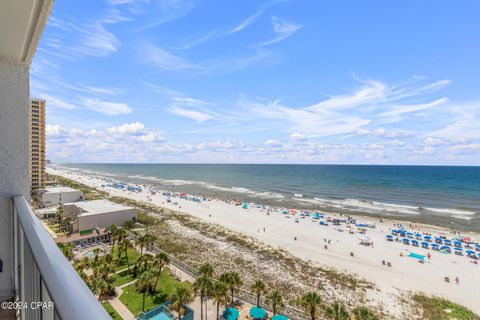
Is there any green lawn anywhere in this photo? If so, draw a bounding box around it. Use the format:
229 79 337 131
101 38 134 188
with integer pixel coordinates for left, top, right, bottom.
101 302 123 320
111 246 141 272
119 269 192 317
113 269 136 287
412 294 480 320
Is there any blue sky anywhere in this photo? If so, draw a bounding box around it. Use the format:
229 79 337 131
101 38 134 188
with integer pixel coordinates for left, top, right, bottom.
31 0 480 165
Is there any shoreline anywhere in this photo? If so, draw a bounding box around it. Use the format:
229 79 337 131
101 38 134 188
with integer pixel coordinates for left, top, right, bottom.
46 166 480 317
56 164 480 233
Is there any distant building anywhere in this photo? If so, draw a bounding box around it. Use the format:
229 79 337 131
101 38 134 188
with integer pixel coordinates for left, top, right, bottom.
39 186 84 207
62 199 137 234
29 98 46 192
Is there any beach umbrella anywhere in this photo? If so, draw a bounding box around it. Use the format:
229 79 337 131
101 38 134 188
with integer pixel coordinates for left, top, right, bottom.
423 235 432 239
250 307 267 319
421 242 429 247
441 246 451 250
454 241 462 247
271 315 288 320
431 243 439 246
224 308 239 320
411 239 418 243
386 235 393 238
466 250 475 255
454 247 463 251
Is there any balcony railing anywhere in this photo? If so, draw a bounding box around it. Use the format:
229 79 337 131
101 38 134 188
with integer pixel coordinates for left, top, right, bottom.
13 196 110 319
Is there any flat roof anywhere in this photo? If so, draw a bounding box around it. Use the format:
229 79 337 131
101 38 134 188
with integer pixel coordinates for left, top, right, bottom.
66 199 134 217
43 186 80 194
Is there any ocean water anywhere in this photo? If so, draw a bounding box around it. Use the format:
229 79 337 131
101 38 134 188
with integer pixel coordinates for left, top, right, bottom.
59 164 480 231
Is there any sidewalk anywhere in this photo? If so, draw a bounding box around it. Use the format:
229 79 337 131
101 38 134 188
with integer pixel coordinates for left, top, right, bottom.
108 287 136 320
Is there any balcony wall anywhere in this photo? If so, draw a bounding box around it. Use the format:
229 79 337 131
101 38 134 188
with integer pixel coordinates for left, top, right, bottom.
0 57 30 301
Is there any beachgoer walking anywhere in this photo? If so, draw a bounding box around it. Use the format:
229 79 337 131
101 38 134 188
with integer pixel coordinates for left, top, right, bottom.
455 277 459 285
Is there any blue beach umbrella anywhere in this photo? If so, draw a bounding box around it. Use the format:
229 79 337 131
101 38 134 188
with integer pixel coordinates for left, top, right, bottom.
386 235 393 239
250 307 267 319
454 241 462 247
224 308 239 320
421 242 429 248
441 245 451 250
272 315 288 320
454 247 463 251
466 250 475 255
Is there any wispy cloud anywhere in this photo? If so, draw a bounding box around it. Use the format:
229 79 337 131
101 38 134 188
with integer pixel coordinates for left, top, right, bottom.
144 44 200 70
169 106 214 122
258 16 302 46
40 94 78 110
83 97 133 116
228 0 286 34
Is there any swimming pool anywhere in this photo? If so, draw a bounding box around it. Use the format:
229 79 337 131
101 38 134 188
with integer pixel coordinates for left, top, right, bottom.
147 312 172 320
83 250 96 258
408 252 425 261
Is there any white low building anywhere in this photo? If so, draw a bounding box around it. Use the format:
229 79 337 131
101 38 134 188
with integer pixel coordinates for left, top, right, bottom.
40 186 84 206
63 199 136 234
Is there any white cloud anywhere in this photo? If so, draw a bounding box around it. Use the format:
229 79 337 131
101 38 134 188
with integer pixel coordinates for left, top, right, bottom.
107 122 145 134
258 16 302 46
290 132 306 141
264 139 281 147
46 124 61 137
378 97 448 123
424 137 445 146
83 98 133 116
169 106 214 122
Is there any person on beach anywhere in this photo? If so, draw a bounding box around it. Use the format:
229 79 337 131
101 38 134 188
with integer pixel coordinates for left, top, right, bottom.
455 277 459 285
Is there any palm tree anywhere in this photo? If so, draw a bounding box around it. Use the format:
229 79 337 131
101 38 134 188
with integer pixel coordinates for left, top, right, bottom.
219 272 242 304
212 281 229 320
152 252 170 291
76 257 90 275
136 271 154 313
266 290 284 316
91 278 109 301
93 247 102 266
351 306 378 320
299 292 322 320
324 302 350 320
251 280 267 307
144 234 156 252
134 254 152 277
198 263 214 278
107 224 118 250
194 275 213 320
55 205 63 224
119 239 133 271
136 234 149 255
171 286 194 318
58 242 74 261
115 228 127 257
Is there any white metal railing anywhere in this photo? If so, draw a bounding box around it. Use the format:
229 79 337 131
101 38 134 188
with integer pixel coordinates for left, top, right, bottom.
13 196 110 320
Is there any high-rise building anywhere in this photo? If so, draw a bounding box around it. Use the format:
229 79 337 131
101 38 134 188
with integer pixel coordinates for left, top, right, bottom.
29 98 46 192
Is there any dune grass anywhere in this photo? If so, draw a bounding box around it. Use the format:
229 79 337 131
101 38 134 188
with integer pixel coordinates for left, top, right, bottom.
412 294 479 320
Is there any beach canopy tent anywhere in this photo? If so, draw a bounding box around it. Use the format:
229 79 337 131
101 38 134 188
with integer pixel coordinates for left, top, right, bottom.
271 315 288 320
223 308 239 320
250 307 267 319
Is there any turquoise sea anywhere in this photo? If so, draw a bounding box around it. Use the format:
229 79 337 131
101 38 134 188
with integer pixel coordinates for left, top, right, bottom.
59 164 480 231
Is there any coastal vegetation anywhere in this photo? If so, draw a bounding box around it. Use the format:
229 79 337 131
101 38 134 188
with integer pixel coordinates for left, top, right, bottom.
412 294 479 320
52 173 478 319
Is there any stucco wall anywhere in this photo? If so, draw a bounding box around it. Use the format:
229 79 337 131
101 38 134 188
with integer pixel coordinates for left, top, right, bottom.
0 58 29 300
78 209 137 232
42 191 83 207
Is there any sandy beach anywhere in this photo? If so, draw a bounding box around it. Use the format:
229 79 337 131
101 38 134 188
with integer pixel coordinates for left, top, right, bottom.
47 166 480 316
